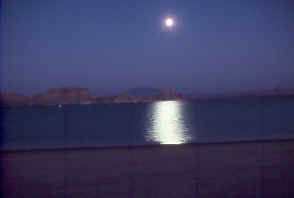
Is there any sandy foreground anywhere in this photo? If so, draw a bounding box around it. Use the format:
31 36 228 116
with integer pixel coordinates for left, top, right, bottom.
1 140 294 198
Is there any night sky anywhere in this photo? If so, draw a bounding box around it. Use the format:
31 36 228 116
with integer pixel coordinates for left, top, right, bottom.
2 0 294 95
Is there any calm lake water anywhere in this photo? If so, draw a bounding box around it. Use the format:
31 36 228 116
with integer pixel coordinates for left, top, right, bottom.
1 97 294 150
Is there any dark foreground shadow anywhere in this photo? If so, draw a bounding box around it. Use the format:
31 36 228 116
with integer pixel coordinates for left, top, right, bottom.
2 140 294 198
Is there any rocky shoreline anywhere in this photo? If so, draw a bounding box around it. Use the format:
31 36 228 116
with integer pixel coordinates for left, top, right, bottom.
0 87 184 107
1 87 293 107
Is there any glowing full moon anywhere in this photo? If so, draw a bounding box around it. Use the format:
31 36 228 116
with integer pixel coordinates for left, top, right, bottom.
165 18 174 27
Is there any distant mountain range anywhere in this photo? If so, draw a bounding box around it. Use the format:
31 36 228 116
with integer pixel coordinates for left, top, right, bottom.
1 87 294 107
189 88 294 100
0 87 184 107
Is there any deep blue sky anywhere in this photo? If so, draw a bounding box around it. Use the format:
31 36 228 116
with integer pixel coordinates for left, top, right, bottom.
2 0 294 95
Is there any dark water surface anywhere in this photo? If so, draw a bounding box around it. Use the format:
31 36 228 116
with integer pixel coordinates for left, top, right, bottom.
1 97 294 150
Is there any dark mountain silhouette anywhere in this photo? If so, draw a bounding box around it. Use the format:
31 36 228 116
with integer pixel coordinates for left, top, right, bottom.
31 87 93 105
189 88 294 100
1 87 294 107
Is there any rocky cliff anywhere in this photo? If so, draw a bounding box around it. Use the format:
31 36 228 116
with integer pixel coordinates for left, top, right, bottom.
113 93 138 103
95 96 116 104
0 88 186 107
0 93 31 107
31 87 93 105
154 89 184 101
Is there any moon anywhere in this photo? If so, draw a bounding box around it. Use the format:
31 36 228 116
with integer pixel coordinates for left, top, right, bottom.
165 18 174 27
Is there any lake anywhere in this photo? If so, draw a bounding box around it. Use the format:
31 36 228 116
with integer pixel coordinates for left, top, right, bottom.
1 97 294 151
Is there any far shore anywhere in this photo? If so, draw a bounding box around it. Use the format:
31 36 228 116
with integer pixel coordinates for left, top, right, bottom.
1 92 294 108
1 87 294 107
